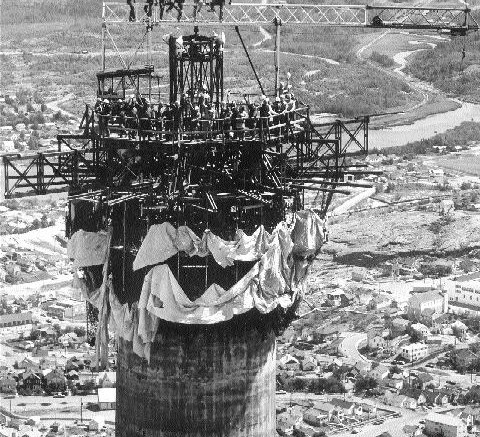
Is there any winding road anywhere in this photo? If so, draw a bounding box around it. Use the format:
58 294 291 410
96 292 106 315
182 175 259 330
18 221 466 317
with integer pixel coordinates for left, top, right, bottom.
339 332 369 363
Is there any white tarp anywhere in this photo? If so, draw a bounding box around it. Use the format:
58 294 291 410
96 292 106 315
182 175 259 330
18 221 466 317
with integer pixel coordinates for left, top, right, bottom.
72 210 327 363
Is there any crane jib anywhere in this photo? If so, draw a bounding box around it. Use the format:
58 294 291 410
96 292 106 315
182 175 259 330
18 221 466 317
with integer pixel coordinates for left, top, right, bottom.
102 1 479 32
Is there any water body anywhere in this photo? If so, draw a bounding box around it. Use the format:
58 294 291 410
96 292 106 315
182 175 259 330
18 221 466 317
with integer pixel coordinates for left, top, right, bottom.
369 101 480 149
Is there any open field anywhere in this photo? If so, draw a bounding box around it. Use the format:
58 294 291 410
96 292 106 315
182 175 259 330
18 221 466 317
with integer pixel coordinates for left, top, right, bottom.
435 154 480 177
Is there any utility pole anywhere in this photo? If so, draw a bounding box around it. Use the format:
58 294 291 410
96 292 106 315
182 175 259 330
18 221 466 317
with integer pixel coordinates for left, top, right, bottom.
273 17 281 96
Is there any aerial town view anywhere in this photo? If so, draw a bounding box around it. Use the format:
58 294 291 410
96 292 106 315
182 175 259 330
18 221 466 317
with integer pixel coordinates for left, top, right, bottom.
2 0 480 436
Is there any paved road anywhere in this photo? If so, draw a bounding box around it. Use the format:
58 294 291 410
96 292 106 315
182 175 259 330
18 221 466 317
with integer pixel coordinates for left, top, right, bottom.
0 393 115 423
339 332 369 363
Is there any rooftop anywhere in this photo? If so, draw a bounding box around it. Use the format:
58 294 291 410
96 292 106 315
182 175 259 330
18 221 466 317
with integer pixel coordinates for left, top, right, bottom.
425 412 465 427
0 312 32 323
409 290 444 305
98 387 116 403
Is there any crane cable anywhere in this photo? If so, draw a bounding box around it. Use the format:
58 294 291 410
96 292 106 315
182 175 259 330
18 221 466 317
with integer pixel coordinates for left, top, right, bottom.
460 35 467 71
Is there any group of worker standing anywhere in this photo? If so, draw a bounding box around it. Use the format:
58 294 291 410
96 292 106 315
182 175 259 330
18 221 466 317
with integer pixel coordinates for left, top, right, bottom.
127 0 229 22
94 91 298 141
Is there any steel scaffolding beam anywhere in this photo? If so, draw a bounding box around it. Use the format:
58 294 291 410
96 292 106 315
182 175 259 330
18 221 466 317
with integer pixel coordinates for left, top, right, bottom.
103 2 478 32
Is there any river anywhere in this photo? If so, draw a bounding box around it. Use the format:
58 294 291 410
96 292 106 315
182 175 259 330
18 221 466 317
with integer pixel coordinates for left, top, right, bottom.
370 44 480 148
369 100 480 149
314 44 480 149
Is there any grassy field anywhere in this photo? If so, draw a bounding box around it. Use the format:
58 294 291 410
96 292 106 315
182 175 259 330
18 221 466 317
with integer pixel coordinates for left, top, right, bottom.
435 155 480 177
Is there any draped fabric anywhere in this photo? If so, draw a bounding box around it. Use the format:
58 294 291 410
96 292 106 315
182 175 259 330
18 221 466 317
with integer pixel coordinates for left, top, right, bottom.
67 230 110 268
132 221 284 271
69 210 327 363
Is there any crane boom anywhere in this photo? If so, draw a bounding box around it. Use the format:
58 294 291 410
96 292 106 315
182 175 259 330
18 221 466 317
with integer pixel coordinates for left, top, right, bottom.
104 1 478 32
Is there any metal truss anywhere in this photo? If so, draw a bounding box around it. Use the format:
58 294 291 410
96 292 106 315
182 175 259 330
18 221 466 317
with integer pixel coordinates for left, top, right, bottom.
103 2 478 31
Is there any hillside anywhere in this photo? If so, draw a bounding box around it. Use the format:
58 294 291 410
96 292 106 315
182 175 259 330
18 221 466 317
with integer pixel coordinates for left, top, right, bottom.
406 27 480 103
1 0 430 118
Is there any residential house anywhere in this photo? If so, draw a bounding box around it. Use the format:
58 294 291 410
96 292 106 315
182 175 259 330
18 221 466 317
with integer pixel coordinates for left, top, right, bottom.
360 403 377 416
424 390 449 407
384 377 404 391
277 414 296 436
424 412 467 437
453 348 477 369
292 425 329 437
66 369 79 381
326 289 344 307
315 354 335 370
401 343 429 362
0 412 10 426
0 312 33 335
88 417 106 432
400 388 426 405
324 338 343 356
451 320 468 339
383 392 417 409
329 398 362 416
391 318 410 337
20 369 42 392
407 291 448 321
354 361 372 375
368 334 387 350
302 356 317 372
461 406 480 426
43 369 66 392
440 387 461 405
311 401 338 422
58 332 80 346
279 354 301 372
0 374 17 393
368 365 390 381
97 371 116 388
411 323 430 337
39 357 57 370
411 372 436 390
303 408 330 426
16 357 40 372
97 387 116 410
315 326 339 343
430 313 453 334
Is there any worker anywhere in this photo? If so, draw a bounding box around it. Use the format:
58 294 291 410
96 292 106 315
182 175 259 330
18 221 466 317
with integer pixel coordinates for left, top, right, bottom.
208 0 225 20
127 0 136 22
193 0 204 19
165 0 185 21
144 0 154 16
237 106 248 140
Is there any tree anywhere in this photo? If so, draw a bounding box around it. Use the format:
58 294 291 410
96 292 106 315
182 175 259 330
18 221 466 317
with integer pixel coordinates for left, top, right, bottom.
390 365 402 375
409 329 423 343
27 134 39 150
355 376 378 393
30 330 42 341
74 326 86 338
40 214 49 228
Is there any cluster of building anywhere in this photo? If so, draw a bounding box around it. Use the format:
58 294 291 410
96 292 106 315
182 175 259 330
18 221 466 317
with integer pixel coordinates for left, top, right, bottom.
0 354 116 406
0 92 75 154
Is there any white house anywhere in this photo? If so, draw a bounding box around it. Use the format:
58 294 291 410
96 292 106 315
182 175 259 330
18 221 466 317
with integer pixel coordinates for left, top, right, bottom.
424 412 467 437
97 387 116 410
401 343 429 362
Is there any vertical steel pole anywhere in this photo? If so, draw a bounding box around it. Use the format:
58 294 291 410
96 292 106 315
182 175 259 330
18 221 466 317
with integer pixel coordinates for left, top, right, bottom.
274 17 281 96
101 22 107 72
147 21 152 100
